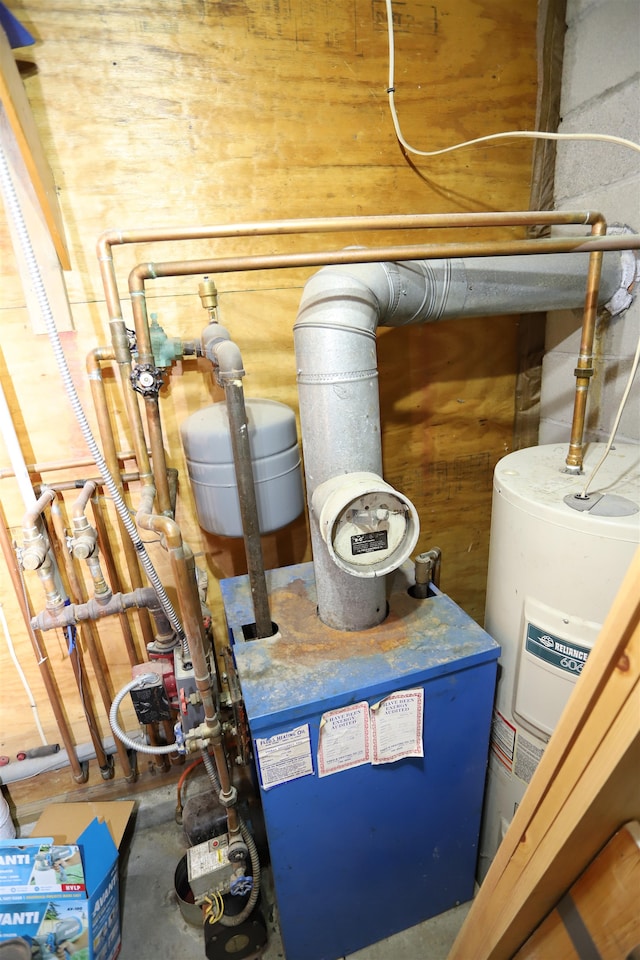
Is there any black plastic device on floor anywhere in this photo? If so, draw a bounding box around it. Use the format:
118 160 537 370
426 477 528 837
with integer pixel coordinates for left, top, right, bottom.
203 908 268 960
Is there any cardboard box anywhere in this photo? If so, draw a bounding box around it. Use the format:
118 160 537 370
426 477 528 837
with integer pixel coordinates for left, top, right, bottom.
0 801 134 960
0 838 86 900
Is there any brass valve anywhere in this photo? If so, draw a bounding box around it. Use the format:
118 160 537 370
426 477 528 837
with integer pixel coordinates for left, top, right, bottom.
198 277 219 319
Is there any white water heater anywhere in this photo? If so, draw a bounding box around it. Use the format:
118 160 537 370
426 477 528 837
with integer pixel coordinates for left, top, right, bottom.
478 442 639 880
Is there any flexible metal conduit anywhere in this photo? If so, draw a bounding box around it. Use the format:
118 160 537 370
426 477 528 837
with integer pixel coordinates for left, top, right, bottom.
200 749 261 927
0 144 186 645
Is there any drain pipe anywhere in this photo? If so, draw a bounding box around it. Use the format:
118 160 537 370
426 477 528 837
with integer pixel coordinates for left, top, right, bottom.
294 249 634 632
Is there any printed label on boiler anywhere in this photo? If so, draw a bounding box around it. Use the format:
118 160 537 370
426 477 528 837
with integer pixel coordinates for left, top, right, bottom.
255 724 313 790
351 530 388 555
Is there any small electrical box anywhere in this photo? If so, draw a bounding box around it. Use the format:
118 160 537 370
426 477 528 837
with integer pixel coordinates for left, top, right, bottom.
174 649 205 732
128 674 172 724
187 835 234 902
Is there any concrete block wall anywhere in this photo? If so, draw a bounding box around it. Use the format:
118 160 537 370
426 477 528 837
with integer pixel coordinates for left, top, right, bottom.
539 0 640 445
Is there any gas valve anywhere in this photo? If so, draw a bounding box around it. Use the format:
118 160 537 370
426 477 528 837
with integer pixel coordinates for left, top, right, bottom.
130 363 165 397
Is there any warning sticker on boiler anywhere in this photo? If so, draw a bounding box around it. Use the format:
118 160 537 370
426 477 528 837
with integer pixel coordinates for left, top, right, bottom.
351 530 388 555
370 689 424 764
255 724 313 790
317 702 371 777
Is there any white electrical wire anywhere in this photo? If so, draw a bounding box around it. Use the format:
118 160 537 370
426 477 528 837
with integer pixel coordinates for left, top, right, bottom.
580 328 640 498
384 0 640 159
384 0 640 489
0 600 47 745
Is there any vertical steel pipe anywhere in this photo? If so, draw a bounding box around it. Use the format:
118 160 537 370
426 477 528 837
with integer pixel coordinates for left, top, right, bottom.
222 380 273 639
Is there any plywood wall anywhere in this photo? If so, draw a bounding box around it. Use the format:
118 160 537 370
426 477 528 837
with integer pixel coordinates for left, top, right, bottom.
0 0 538 771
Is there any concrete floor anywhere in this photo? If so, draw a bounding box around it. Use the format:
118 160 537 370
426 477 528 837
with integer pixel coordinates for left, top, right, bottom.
117 784 472 960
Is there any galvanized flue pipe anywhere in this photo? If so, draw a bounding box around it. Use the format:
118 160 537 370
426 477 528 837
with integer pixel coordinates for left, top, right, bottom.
98 212 640 630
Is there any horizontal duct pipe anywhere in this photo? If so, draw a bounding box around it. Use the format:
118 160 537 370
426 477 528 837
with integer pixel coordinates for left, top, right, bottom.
294 250 632 632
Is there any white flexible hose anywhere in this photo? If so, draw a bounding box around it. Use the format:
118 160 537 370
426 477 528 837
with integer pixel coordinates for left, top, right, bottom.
0 601 47 744
109 675 179 755
0 143 185 642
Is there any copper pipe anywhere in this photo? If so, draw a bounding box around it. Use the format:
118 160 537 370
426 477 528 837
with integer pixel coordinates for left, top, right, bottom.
36 473 141 493
95 249 156 507
118 357 155 487
96 211 610 261
145 721 170 772
28 498 112 776
49 499 119 777
51 497 136 780
0 501 87 782
135 501 214 718
565 219 607 472
126 232 640 293
72 480 96 520
0 451 138 480
101 210 622 515
71 482 110 599
22 488 56 531
91 493 142 666
144 396 172 516
87 348 155 649
100 211 639 537
123 288 172 516
138 505 232 812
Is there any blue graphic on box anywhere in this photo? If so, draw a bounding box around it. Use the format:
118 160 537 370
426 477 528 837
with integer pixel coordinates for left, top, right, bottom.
0 899 87 958
0 840 85 901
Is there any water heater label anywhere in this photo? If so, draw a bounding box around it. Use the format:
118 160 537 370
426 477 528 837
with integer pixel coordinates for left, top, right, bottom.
526 623 591 676
351 530 388 555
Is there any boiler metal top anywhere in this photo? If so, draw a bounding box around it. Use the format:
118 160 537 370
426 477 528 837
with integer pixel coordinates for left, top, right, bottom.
223 562 500 730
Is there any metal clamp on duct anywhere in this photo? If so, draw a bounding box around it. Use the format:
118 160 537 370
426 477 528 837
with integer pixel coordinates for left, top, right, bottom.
312 472 419 578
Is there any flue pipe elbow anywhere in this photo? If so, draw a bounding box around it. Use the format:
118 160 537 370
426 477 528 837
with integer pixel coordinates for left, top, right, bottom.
294 249 633 632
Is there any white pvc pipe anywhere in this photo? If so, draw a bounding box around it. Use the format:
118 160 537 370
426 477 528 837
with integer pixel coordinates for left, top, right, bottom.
0 376 36 509
0 601 47 745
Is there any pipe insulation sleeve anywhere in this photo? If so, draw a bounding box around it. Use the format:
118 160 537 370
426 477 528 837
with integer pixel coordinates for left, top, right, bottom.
0 145 184 642
109 675 179 755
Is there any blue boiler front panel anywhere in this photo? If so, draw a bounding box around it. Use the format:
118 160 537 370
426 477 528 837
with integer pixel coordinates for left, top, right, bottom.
222 563 500 960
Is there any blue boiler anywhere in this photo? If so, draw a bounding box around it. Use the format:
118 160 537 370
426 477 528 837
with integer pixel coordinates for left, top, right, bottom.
222 562 500 960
